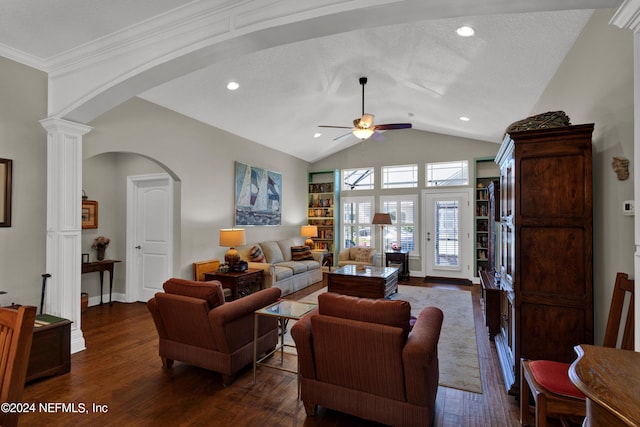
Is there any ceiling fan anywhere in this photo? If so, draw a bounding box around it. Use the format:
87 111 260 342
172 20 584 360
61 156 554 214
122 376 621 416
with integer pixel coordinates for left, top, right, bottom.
319 77 412 141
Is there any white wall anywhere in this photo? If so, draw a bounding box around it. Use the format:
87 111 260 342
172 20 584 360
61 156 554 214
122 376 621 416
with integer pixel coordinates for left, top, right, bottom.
531 9 634 344
0 57 47 307
83 97 310 291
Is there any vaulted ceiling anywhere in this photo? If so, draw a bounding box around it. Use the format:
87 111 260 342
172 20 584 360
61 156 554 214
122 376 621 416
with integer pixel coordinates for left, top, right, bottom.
0 0 623 162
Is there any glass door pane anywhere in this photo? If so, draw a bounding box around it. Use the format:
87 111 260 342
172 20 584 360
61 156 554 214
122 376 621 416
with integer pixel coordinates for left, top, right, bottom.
435 200 459 268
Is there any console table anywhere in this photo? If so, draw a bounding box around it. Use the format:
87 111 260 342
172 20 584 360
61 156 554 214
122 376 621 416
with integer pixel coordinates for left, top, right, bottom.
81 260 121 304
478 270 501 340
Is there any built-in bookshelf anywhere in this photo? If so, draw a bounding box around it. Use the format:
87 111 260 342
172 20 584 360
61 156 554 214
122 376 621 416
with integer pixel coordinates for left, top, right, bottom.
307 171 339 258
475 158 500 276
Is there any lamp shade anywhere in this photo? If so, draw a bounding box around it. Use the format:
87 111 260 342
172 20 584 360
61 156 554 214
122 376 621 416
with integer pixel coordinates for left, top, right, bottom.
300 225 318 238
352 127 375 140
219 228 246 247
372 213 392 225
301 225 318 249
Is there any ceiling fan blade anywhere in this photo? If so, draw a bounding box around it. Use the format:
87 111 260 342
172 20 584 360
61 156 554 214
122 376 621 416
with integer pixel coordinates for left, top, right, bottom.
318 125 352 129
333 132 353 142
374 123 412 130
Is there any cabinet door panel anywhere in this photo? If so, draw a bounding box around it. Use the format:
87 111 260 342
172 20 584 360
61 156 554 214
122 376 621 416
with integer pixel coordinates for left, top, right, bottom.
520 303 587 363
519 227 588 296
519 155 587 218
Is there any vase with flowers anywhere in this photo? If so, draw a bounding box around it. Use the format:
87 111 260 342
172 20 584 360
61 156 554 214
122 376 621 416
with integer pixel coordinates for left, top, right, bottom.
92 236 110 261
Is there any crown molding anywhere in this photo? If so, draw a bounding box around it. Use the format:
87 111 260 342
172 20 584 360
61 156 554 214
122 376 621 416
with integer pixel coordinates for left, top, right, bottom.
0 42 47 71
611 0 640 31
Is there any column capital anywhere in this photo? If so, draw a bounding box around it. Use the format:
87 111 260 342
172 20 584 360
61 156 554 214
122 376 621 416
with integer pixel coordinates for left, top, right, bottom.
40 117 92 136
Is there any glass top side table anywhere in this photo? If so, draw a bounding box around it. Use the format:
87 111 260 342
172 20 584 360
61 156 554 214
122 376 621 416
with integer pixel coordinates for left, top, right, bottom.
253 300 317 387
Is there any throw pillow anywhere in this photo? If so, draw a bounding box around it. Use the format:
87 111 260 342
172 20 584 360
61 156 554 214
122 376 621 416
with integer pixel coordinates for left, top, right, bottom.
291 245 314 261
249 245 266 263
163 278 225 309
354 247 371 263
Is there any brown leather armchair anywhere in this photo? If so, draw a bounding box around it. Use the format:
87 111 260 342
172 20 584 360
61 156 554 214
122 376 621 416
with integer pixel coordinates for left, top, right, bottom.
291 292 443 427
147 278 280 385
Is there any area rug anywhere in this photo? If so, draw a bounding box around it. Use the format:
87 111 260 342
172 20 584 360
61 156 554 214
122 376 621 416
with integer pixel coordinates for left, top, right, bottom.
288 285 482 394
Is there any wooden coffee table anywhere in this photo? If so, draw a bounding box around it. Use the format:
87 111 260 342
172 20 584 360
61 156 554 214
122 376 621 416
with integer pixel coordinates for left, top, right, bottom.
328 265 399 299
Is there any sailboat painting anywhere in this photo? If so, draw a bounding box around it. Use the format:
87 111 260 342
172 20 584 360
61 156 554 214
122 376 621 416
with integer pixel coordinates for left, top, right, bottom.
235 162 282 226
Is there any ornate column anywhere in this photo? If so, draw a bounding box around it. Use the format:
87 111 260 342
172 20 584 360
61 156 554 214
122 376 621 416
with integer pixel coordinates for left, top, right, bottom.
40 117 92 353
611 0 640 351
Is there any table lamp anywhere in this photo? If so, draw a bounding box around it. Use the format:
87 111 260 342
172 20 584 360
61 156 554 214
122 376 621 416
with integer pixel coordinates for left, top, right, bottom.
219 228 246 270
301 225 318 249
372 213 392 266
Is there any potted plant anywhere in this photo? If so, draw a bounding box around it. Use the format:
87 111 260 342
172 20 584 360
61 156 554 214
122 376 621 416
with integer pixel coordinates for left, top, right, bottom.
92 236 110 261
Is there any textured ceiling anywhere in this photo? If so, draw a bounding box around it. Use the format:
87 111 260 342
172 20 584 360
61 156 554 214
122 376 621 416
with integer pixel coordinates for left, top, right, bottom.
0 1 623 162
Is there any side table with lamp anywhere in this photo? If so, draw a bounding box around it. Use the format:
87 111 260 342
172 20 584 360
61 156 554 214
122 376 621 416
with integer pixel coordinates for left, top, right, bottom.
300 225 317 249
219 228 246 272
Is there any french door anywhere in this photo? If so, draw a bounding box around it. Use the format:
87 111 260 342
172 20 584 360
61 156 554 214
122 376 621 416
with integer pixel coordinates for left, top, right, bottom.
422 190 472 279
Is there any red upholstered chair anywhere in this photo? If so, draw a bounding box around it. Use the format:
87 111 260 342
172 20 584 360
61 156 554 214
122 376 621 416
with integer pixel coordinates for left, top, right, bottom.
520 272 635 427
292 292 443 427
147 278 280 385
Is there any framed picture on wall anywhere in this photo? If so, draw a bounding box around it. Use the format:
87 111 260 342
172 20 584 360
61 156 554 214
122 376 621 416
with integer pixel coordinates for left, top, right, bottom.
234 161 282 226
0 158 12 227
82 200 98 229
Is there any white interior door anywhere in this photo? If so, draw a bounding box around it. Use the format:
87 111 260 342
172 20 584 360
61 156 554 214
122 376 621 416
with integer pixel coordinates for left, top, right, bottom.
127 174 173 302
422 190 472 279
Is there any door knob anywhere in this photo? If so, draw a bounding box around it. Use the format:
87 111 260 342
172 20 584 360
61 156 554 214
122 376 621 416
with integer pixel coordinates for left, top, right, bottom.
135 245 141 249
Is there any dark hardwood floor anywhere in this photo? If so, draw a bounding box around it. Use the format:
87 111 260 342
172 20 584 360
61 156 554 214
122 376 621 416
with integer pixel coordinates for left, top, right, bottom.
20 276 523 426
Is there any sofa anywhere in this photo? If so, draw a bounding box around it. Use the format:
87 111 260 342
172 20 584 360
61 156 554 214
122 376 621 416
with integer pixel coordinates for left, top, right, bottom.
147 278 281 385
291 292 444 427
337 246 378 268
236 236 323 296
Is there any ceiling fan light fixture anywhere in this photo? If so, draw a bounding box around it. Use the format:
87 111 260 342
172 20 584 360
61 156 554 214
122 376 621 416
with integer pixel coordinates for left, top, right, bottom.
352 127 375 140
359 113 375 128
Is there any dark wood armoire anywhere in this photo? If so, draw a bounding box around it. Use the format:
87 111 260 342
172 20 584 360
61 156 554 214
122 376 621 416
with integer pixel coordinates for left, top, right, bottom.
494 123 594 396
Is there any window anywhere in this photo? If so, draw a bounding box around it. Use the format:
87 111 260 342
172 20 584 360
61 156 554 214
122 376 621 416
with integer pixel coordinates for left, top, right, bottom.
341 196 374 249
342 168 374 191
434 199 460 267
380 195 418 256
426 160 469 187
382 164 418 189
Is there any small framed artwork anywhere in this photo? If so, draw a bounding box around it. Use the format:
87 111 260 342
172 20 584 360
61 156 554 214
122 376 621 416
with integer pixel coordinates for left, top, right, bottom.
82 253 89 264
0 158 12 227
82 200 98 229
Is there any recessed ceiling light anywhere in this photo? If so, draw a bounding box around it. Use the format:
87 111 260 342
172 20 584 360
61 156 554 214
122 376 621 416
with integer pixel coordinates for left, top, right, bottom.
226 81 240 91
459 116 470 122
456 26 475 37
313 133 322 138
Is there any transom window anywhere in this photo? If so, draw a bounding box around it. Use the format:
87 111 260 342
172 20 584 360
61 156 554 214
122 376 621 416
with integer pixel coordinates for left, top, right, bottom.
382 164 418 189
426 161 469 187
342 168 374 191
